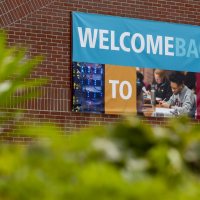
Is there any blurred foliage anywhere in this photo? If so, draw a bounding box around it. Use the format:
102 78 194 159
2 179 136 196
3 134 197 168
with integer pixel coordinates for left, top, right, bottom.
1 31 200 199
0 31 45 124
1 117 200 200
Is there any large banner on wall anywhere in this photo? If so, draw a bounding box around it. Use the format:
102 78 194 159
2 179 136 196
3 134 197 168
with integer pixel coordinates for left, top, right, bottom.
72 12 200 118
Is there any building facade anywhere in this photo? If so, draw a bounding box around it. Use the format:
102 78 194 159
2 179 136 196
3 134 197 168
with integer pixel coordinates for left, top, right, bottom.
1 0 200 143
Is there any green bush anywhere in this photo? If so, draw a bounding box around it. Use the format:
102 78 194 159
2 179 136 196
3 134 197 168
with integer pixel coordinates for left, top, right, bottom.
0 31 45 125
1 118 200 199
1 31 200 199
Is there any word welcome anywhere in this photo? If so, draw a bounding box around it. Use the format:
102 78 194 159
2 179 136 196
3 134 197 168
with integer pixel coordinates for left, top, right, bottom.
78 27 200 58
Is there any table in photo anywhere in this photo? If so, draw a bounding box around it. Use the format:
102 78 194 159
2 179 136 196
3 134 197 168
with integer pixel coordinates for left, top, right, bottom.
142 104 175 117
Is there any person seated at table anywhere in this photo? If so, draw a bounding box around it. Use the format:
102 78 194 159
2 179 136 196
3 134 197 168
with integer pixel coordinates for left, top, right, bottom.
136 71 144 116
160 71 196 118
151 69 172 102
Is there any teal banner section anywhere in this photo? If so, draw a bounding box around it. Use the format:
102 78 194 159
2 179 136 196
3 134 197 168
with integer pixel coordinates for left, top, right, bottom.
72 12 200 72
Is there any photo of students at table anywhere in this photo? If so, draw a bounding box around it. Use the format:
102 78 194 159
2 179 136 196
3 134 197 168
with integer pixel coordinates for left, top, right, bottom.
160 71 196 118
142 69 172 104
138 68 197 118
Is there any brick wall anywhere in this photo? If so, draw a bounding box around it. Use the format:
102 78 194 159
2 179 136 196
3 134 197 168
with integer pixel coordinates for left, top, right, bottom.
0 0 200 143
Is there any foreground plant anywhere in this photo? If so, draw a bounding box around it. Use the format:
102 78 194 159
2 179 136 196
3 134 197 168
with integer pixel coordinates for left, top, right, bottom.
0 116 200 200
0 31 44 125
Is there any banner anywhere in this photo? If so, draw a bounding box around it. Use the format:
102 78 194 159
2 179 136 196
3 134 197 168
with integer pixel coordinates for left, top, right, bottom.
72 12 200 118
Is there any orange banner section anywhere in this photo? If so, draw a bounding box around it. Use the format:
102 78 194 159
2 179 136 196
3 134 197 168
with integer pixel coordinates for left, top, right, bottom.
105 64 136 114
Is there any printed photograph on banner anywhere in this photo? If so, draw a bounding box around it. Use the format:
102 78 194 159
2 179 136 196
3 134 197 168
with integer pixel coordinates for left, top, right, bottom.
72 60 199 118
72 62 104 113
136 68 197 118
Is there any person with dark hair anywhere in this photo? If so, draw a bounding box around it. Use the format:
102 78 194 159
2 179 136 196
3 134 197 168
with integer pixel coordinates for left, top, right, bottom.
136 71 144 116
136 71 145 88
160 71 196 117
